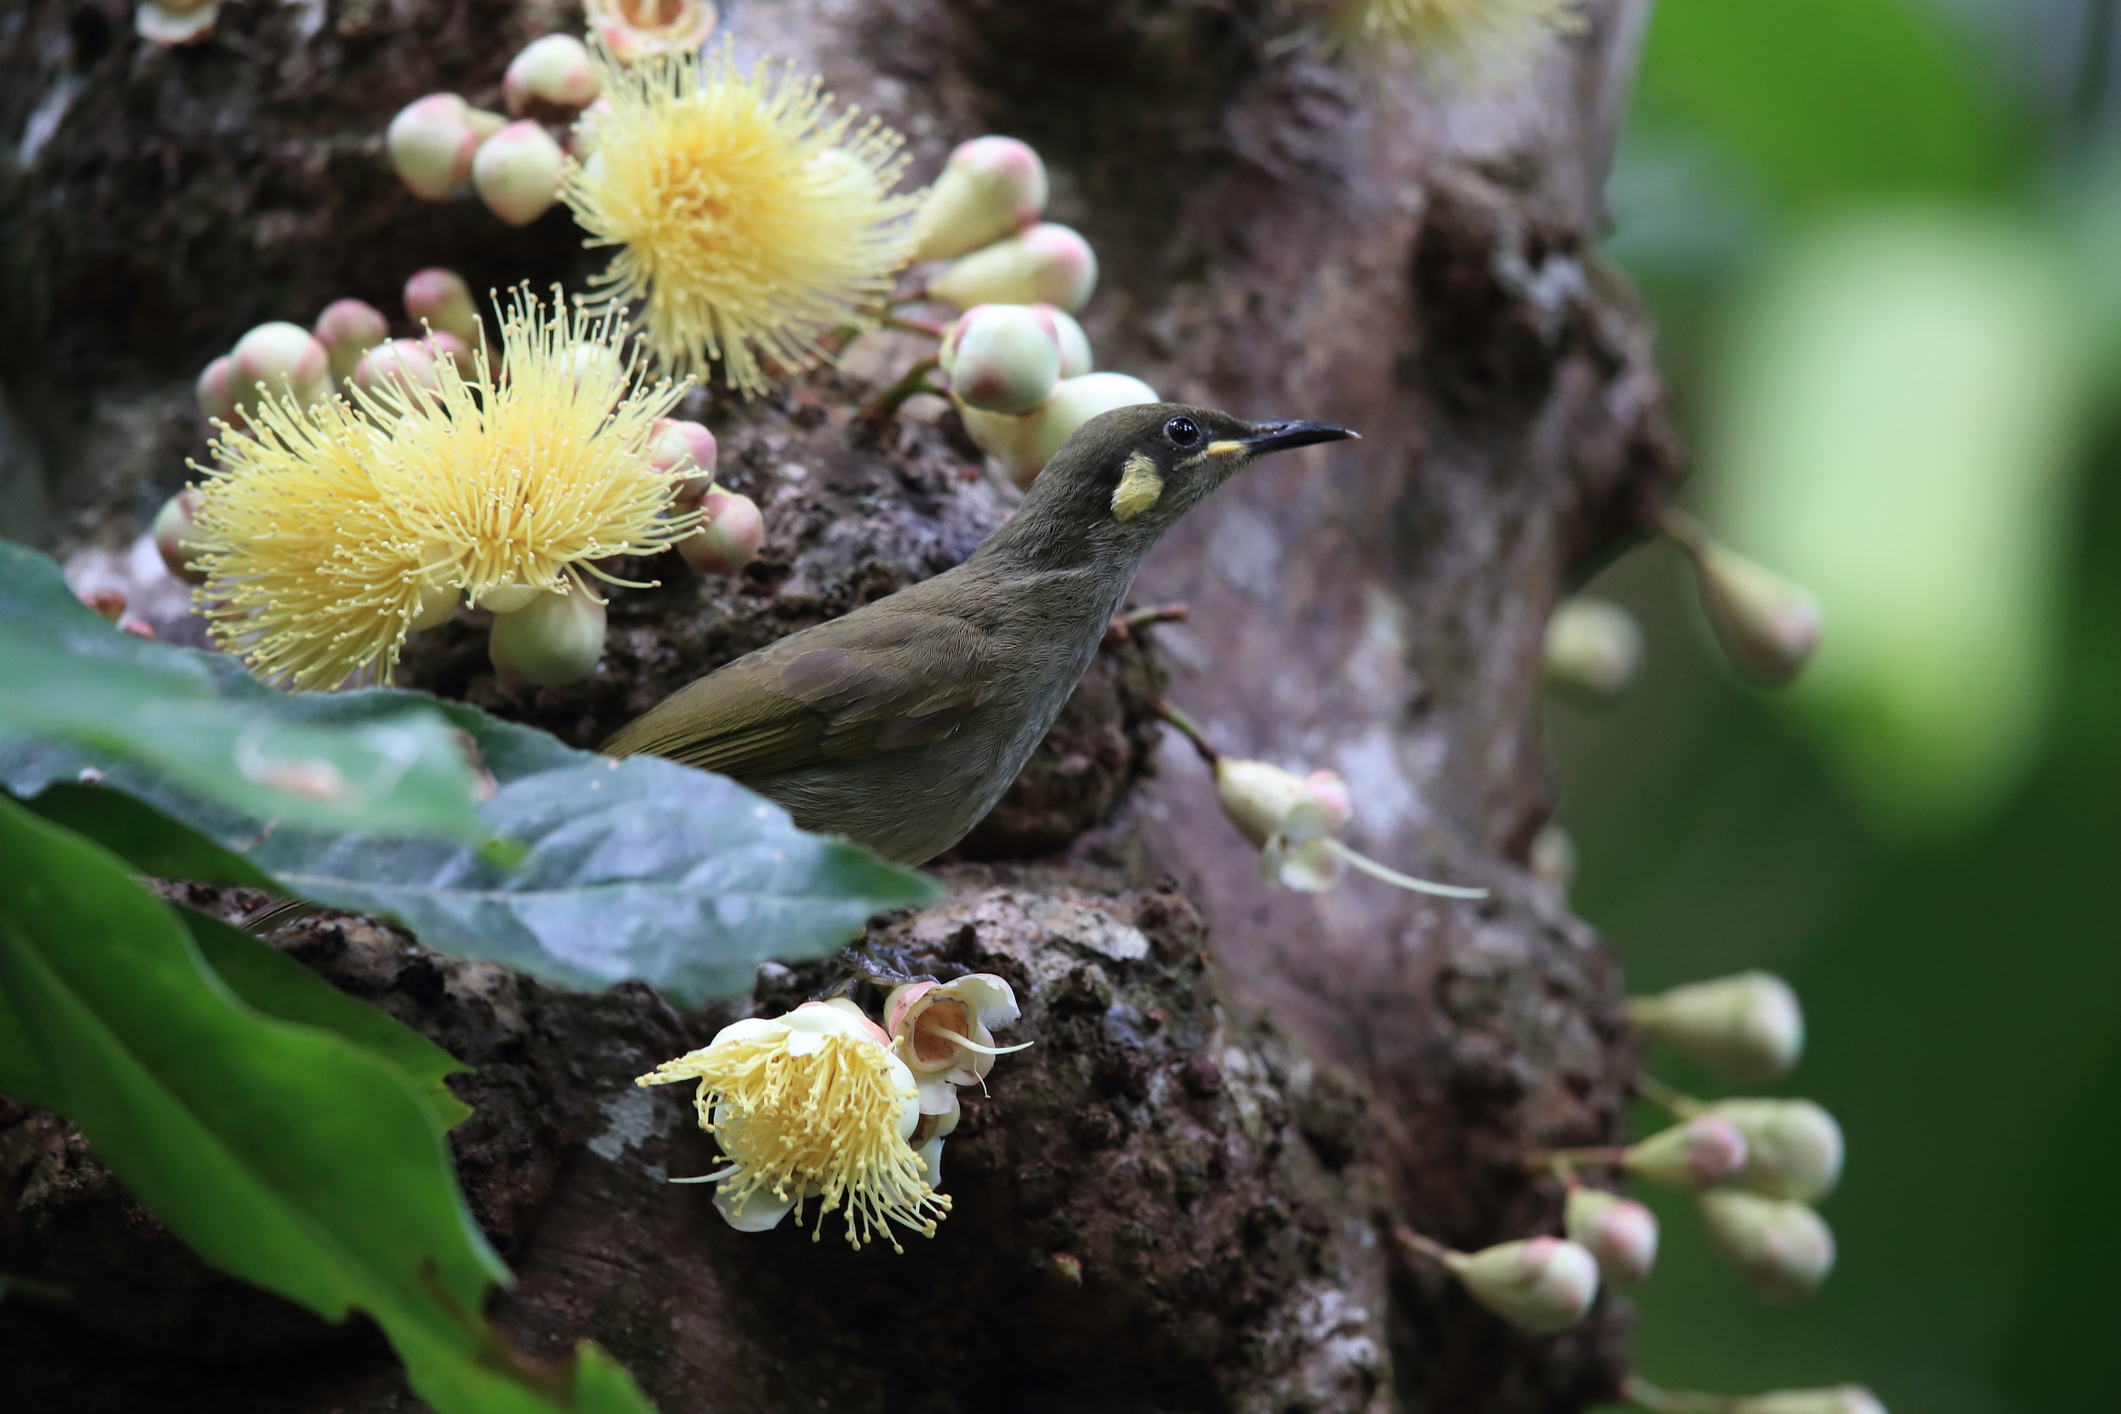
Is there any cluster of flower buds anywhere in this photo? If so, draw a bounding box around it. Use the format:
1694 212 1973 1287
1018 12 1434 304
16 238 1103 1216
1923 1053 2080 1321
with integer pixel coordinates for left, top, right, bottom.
1397 1225 1602 1335
1544 595 1645 704
1659 510 1822 687
388 33 602 225
639 417 765 577
1630 970 1805 1081
585 0 717 63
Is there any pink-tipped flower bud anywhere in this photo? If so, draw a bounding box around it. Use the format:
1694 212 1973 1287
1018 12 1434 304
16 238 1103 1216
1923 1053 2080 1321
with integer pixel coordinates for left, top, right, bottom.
1699 1189 1836 1302
312 298 390 385
487 588 607 686
930 222 1098 313
136 0 220 47
1629 970 1805 1082
1733 1386 1887 1414
403 268 483 350
678 488 763 575
944 305 1062 415
1564 1187 1659 1285
1213 757 1352 892
585 0 718 63
228 322 332 416
386 93 494 200
504 34 600 115
152 488 209 585
1705 1099 1845 1203
1690 539 1822 686
911 136 1050 263
1624 1115 1750 1192
1032 303 1094 377
196 355 238 425
80 587 127 623
353 339 445 397
646 418 719 499
960 371 1159 489
1544 596 1644 703
1443 1237 1600 1335
473 120 566 226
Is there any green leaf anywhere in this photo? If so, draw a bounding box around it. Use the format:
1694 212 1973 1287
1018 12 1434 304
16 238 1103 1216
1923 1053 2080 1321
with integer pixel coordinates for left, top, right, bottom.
181 905 473 1130
0 794 655 1414
22 782 279 888
0 541 482 841
0 542 941 1003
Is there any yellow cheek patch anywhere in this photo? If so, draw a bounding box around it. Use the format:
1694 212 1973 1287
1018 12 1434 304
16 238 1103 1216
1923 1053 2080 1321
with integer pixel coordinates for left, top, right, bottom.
1112 453 1164 522
1205 439 1247 458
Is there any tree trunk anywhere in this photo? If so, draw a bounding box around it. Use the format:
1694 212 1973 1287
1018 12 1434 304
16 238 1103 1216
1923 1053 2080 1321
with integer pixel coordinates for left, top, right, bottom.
0 1 1675 1410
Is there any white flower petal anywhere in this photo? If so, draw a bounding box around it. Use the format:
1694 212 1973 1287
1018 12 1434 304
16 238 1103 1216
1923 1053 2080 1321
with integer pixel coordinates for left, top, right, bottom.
713 1181 798 1233
706 1016 786 1048
915 1137 945 1189
916 1076 958 1114
1278 838 1344 893
941 973 1021 1028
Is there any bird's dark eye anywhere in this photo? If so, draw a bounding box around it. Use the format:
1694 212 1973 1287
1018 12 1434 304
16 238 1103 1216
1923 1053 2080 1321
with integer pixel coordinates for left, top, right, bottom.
1163 416 1201 447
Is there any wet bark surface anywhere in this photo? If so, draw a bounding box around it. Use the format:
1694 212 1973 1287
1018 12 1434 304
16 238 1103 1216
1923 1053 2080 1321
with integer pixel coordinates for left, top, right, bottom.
0 0 1672 1409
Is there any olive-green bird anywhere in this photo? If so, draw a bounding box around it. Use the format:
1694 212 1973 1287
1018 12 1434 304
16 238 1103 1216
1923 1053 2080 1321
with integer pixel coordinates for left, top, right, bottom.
603 403 1355 863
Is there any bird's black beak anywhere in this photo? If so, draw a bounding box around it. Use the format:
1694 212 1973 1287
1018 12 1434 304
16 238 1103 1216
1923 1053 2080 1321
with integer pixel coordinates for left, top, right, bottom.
1215 419 1360 459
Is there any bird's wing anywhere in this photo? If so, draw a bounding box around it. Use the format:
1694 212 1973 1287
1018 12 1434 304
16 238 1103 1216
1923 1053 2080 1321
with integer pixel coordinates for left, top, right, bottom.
601 603 994 781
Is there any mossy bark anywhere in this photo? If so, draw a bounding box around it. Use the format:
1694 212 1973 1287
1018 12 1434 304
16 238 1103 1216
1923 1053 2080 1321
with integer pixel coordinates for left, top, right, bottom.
0 1 1673 1410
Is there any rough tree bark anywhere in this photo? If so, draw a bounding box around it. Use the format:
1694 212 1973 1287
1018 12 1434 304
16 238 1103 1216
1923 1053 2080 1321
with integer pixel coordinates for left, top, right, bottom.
0 0 1675 1410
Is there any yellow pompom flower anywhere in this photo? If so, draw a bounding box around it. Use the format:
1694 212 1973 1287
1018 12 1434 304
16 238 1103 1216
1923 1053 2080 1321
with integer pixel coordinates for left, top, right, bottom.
192 288 695 690
563 42 919 395
638 999 951 1252
1323 0 1582 70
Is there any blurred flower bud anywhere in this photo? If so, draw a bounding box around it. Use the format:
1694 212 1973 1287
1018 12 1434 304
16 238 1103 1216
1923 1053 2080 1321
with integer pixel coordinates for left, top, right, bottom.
152 488 209 585
1529 822 1575 891
1705 1099 1844 1203
1564 1186 1659 1286
312 299 390 384
473 120 566 226
80 587 126 623
558 341 624 390
1215 757 1352 892
403 268 483 350
678 488 763 575
353 338 445 396
387 93 491 200
1698 1189 1835 1302
1687 537 1822 686
136 0 219 46
1544 596 1644 703
930 223 1098 313
487 588 607 686
1443 1237 1600 1334
229 322 332 416
478 584 542 614
1033 303 1094 377
1624 1115 1750 1192
1628 970 1805 1082
196 355 238 425
911 136 1050 263
504 34 600 115
646 418 719 500
586 0 717 62
945 305 1062 415
408 580 460 632
1732 1385 1887 1414
962 371 1159 489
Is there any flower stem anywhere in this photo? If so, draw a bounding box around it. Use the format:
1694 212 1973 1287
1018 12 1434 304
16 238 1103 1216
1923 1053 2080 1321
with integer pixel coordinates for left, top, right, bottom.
1525 1144 1631 1174
880 312 946 340
1322 838 1488 899
1104 601 1189 646
1155 698 1220 766
857 355 943 424
1390 1221 1456 1265
1634 1073 1705 1118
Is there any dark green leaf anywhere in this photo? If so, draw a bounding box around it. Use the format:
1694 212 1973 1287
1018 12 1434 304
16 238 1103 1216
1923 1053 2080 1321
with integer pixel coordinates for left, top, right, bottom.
181 906 473 1130
23 782 279 888
0 794 655 1414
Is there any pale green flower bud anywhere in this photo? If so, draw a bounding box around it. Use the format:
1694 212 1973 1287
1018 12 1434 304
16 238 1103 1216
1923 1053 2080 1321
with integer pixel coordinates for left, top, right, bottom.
196 355 238 425
402 268 482 350
1691 540 1822 686
1564 1187 1658 1285
407 581 460 632
930 223 1098 313
945 305 1062 415
478 584 542 614
1704 1099 1844 1203
504 34 600 115
1699 1189 1835 1302
474 120 566 226
152 488 208 585
1544 596 1643 703
1444 1236 1600 1334
911 136 1049 263
1033 303 1094 377
678 488 763 575
1733 1385 1887 1414
646 418 719 500
1623 1115 1749 1192
964 371 1159 489
312 299 390 384
488 588 607 686
1629 970 1804 1082
229 322 331 416
387 93 492 200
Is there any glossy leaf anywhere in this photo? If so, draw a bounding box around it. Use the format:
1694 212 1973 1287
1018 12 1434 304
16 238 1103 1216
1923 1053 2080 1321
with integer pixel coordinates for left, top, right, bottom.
23 782 278 888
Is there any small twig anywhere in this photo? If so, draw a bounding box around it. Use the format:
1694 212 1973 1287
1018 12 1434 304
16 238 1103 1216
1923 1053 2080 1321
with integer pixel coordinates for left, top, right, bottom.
879 312 946 340
856 355 944 425
1524 1144 1630 1175
1154 698 1220 767
1104 601 1189 646
1389 1221 1454 1265
1633 1073 1703 1118
1653 505 1710 559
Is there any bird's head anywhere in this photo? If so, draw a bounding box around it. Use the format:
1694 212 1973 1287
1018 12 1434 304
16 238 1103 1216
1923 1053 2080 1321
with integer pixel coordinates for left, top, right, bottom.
1000 403 1358 560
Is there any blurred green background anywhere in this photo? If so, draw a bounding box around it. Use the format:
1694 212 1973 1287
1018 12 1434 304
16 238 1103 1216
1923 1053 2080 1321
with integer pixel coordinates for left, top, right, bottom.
1564 0 2121 1409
